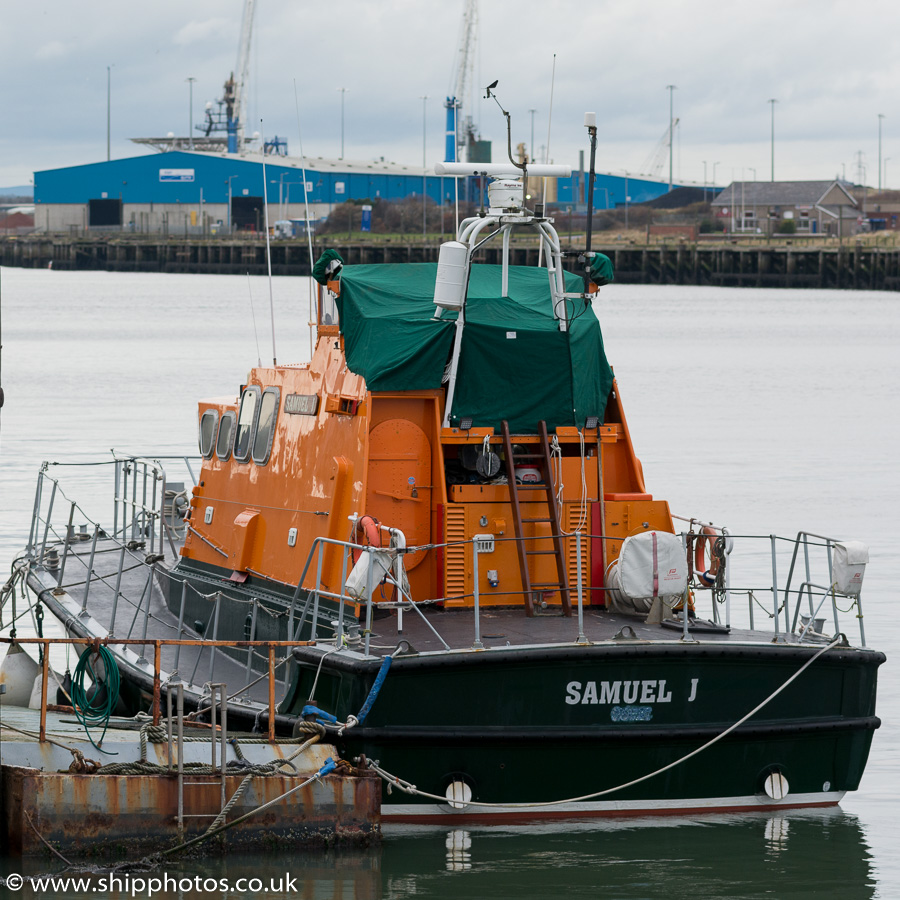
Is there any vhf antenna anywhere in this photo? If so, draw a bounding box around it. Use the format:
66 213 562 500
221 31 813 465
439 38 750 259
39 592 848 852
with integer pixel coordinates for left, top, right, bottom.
485 81 527 174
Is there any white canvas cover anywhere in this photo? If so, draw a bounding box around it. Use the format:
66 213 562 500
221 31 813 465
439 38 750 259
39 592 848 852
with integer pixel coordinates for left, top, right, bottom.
606 531 688 614
833 541 868 596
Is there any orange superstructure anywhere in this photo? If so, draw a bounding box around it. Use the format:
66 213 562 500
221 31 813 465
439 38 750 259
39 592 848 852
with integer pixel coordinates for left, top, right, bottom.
182 303 676 613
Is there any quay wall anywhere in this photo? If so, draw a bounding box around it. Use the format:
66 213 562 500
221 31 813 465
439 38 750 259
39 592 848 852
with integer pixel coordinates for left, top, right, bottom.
3 236 900 290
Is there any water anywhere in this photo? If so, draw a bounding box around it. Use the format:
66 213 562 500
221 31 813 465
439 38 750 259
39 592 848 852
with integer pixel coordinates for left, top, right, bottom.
1 267 897 898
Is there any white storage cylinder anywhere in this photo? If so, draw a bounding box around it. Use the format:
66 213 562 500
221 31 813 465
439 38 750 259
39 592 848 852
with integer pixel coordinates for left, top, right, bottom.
433 241 469 311
605 531 687 614
833 541 868 596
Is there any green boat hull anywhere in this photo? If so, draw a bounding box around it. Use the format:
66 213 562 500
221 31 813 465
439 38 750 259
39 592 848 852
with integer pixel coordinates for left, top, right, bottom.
290 642 883 821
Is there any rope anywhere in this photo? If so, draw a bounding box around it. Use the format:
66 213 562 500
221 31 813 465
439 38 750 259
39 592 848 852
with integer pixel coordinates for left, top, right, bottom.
551 431 588 536
371 637 843 810
96 720 326 776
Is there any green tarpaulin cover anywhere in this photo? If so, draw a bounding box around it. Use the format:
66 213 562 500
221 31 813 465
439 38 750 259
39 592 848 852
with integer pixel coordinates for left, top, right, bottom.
335 263 614 433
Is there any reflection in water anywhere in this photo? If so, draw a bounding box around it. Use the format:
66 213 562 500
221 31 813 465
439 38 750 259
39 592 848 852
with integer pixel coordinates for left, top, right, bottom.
445 829 472 871
382 808 876 900
0 809 876 898
764 814 790 854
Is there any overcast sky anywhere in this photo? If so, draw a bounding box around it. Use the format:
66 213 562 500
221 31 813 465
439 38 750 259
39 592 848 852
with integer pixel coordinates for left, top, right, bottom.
2 0 898 190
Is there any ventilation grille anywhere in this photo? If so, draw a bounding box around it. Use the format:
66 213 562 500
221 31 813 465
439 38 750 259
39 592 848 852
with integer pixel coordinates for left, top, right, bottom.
445 504 468 601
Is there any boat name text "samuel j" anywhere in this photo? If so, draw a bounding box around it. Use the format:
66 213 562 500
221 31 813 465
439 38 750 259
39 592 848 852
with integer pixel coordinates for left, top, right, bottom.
565 679 700 705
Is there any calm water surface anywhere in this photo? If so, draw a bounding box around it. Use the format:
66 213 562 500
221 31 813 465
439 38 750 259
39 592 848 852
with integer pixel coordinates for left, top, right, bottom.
0 267 897 898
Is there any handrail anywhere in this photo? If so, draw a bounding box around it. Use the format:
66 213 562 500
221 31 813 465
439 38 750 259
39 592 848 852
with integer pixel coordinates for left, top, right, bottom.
22 461 869 664
0 636 312 744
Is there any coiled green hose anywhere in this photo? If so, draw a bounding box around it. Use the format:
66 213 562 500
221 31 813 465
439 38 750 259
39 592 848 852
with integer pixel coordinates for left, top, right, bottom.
71 644 120 754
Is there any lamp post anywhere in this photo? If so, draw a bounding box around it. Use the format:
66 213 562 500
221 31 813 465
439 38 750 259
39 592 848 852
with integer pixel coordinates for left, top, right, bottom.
337 87 349 159
622 170 630 230
885 158 891 191
878 113 885 191
667 85 677 191
225 175 237 233
769 99 777 181
186 76 196 150
528 108 537 162
712 161 720 191
278 172 293 221
420 95 429 241
106 65 112 161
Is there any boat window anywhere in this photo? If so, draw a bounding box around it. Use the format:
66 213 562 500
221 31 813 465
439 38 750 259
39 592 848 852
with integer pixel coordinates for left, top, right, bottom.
252 388 280 465
233 387 260 462
198 409 218 458
319 291 339 327
216 412 235 460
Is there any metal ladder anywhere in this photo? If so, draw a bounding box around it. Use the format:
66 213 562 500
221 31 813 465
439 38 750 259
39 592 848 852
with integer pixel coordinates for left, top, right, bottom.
501 420 572 617
167 682 228 840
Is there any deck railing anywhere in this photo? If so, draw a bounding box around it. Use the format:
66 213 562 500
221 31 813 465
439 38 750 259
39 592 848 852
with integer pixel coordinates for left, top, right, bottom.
19 462 868 676
294 524 867 655
0 636 309 743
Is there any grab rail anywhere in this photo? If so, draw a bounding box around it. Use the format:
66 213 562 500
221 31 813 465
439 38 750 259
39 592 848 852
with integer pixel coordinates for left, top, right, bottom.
0 636 311 744
20 462 869 662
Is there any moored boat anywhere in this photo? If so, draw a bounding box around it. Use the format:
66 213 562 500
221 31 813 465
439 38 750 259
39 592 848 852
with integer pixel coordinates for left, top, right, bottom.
17 115 883 824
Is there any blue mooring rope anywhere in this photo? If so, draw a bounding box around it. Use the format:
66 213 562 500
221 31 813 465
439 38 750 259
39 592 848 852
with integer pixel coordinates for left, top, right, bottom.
355 656 392 724
302 654 393 727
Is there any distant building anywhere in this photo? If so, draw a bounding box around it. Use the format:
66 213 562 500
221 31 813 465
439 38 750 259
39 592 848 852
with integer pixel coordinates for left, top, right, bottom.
711 181 858 236
863 193 900 231
32 148 692 235
32 151 448 235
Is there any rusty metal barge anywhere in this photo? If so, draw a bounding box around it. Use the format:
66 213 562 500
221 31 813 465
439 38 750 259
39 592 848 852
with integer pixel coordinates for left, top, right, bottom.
0 634 380 857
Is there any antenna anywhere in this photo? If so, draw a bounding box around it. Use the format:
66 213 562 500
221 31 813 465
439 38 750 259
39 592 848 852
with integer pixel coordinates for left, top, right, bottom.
541 53 558 196
484 82 526 175
538 53 557 268
246 272 262 366
293 78 317 359
0 267 4 453
259 119 277 365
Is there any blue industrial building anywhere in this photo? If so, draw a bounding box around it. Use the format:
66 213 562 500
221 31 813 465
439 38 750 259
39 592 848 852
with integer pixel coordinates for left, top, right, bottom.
33 150 690 234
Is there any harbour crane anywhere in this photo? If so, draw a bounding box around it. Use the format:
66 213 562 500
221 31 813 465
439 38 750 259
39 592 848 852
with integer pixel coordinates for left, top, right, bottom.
444 0 478 162
225 0 256 153
639 117 679 180
129 0 257 154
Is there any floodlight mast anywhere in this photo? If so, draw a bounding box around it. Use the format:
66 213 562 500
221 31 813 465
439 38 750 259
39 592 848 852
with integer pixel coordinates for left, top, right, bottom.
582 111 598 289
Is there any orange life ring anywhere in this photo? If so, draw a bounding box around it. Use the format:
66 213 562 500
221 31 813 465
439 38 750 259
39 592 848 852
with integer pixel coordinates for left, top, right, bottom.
694 526 721 586
351 514 382 564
